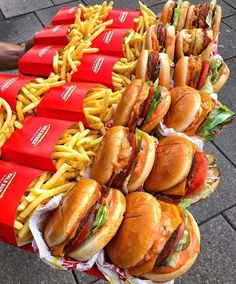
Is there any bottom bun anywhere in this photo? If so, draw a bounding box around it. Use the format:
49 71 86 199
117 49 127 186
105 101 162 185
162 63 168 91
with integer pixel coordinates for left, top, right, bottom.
68 189 126 261
141 212 200 282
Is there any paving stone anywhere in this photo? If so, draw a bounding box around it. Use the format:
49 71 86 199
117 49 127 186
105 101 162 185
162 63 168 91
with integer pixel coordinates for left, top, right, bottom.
175 215 236 284
75 271 99 283
223 205 236 230
142 1 166 7
188 142 236 224
36 1 80 27
0 243 76 284
218 22 236 59
93 280 108 284
52 0 78 5
212 57 236 165
217 58 236 110
0 69 18 74
0 9 4 20
223 14 236 31
0 13 42 44
0 0 53 19
148 3 165 16
224 0 236 9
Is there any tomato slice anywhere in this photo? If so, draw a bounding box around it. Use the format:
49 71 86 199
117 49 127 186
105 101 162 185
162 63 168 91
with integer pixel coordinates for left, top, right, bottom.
197 60 210 90
140 86 154 118
186 152 208 194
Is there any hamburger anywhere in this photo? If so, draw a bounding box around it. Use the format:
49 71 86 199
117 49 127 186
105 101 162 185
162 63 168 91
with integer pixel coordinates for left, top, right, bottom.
90 126 155 193
164 86 234 141
174 54 230 93
175 28 213 60
106 192 200 282
160 0 190 31
113 80 171 133
144 136 220 205
145 23 176 61
185 0 221 41
43 179 126 261
136 50 171 88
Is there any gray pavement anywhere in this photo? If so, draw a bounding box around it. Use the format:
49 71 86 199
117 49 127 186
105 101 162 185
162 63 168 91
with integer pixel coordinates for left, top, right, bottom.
0 0 235 283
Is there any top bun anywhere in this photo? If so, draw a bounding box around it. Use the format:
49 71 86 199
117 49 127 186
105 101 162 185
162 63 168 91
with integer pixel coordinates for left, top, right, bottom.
144 136 194 192
44 179 101 253
160 0 176 24
90 126 127 185
164 86 202 132
176 1 190 31
113 79 144 126
106 192 161 268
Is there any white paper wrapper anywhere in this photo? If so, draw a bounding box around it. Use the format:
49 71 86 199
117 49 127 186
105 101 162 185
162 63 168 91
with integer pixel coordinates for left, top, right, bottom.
96 250 174 284
158 121 204 150
29 194 98 271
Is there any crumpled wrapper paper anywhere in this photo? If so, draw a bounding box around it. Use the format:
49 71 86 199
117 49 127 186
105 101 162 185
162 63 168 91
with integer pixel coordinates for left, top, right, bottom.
158 121 204 150
29 193 98 271
96 250 174 284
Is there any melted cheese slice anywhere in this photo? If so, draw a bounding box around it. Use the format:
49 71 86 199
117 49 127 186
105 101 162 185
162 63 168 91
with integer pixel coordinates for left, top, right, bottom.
163 179 187 196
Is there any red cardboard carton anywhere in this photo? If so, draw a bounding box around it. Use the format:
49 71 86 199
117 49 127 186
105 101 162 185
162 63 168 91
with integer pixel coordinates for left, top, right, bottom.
91 28 127 57
0 74 35 110
34 25 70 45
37 82 102 125
0 161 43 246
19 45 63 77
72 54 119 89
2 117 72 172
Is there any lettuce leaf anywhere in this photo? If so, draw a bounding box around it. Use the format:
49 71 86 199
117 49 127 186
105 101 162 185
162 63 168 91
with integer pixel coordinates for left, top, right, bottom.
181 183 215 206
135 128 143 151
144 85 162 121
206 0 217 27
201 55 223 94
173 0 183 28
210 55 223 84
164 229 189 268
198 105 235 141
200 74 214 94
90 203 108 235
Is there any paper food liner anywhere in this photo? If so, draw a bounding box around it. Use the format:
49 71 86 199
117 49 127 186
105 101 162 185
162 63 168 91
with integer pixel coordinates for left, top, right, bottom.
158 121 204 150
29 193 98 271
96 250 174 284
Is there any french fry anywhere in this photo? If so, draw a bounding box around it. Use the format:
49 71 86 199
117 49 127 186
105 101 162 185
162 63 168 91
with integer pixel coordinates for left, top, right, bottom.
84 87 122 133
0 97 22 147
16 73 65 123
136 1 156 35
79 1 114 24
123 29 144 61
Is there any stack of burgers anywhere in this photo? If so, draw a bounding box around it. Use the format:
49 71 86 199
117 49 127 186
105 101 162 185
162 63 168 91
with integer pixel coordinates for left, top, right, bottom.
29 0 234 283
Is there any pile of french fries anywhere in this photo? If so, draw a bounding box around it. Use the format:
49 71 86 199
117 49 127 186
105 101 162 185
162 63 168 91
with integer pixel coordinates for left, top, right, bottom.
16 73 65 123
0 98 22 147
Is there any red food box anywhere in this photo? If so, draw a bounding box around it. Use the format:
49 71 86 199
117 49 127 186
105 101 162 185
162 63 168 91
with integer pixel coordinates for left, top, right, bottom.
37 82 101 123
72 54 120 90
0 74 35 110
52 7 79 25
91 28 128 57
0 161 43 246
34 25 70 46
52 7 139 30
1 117 74 172
19 45 63 77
